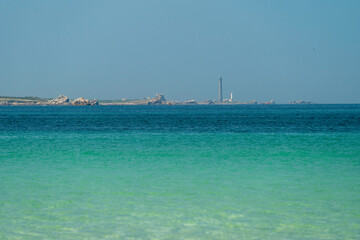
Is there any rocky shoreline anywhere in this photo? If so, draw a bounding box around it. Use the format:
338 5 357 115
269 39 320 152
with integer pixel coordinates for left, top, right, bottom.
49 95 99 106
0 94 315 106
0 95 99 106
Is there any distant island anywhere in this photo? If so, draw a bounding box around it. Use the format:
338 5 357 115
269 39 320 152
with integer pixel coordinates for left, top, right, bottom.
0 94 314 106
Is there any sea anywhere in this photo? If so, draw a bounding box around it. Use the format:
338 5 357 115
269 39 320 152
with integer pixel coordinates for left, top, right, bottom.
0 104 359 239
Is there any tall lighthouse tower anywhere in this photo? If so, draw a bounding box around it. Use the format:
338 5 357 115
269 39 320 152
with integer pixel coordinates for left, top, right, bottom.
219 75 223 102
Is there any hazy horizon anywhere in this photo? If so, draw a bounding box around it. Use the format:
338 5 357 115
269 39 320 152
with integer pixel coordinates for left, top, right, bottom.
1 1 359 103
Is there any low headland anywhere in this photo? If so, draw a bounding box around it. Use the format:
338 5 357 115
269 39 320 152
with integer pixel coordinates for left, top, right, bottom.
0 94 314 106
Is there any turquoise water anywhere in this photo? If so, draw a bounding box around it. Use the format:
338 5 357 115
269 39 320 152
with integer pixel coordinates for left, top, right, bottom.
1 105 360 239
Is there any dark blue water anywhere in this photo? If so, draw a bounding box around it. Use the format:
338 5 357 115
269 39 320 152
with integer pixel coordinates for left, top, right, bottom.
1 104 360 133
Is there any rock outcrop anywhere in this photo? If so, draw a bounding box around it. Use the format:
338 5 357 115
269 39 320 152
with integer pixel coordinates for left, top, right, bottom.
49 95 70 105
91 99 99 105
148 94 166 105
49 95 98 106
72 97 99 106
289 100 314 104
185 100 198 105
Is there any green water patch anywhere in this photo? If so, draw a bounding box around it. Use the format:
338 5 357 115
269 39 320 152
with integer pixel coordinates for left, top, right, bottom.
0 132 360 239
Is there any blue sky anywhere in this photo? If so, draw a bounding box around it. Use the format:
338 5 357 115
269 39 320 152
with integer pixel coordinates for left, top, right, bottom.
1 0 359 103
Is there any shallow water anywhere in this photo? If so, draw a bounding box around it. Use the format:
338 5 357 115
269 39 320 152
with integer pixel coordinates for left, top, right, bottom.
1 105 359 239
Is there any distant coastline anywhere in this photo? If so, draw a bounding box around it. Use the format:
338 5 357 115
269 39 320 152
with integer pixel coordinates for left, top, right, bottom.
0 94 315 106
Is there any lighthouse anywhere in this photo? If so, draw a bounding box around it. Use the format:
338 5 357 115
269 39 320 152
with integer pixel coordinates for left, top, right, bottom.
219 75 223 102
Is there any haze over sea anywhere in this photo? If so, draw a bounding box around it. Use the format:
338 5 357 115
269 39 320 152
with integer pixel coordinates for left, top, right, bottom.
1 105 359 239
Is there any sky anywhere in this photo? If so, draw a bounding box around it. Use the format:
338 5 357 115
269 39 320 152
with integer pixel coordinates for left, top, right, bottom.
0 0 359 103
